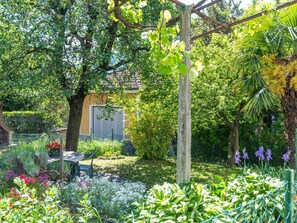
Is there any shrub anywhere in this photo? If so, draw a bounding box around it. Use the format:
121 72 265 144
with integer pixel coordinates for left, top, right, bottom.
77 139 124 157
1 141 48 176
3 111 59 133
128 102 176 160
59 177 146 220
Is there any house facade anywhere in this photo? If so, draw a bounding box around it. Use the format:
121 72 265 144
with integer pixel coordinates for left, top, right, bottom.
80 71 140 140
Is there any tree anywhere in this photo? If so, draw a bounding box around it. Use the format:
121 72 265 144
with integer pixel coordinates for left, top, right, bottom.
239 3 297 167
0 0 153 151
192 34 248 165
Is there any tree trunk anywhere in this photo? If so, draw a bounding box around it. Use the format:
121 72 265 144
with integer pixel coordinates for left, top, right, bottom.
227 125 239 166
219 104 243 166
281 75 297 169
66 93 86 151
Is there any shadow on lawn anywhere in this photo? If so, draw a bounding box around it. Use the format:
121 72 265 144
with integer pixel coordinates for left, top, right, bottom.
93 156 239 188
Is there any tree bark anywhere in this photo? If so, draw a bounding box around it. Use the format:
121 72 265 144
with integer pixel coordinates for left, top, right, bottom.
281 75 297 169
177 5 192 184
66 92 86 151
219 103 243 166
227 124 239 166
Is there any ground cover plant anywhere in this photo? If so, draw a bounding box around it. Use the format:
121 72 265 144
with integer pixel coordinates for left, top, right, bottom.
125 173 284 222
59 177 147 220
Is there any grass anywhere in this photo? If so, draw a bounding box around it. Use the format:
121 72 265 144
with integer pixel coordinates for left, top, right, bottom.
90 156 240 188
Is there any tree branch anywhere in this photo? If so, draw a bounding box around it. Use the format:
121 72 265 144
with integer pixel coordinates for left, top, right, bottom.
108 0 130 15
105 46 150 71
113 9 156 30
218 110 235 130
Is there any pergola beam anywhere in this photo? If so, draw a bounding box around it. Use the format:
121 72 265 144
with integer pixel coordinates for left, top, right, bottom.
194 0 208 8
191 0 297 40
196 0 222 11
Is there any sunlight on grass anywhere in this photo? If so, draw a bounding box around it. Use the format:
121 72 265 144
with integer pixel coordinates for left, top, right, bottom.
90 156 240 188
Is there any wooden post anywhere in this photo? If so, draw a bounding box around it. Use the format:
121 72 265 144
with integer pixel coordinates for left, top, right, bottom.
177 5 192 184
295 128 297 174
60 138 64 173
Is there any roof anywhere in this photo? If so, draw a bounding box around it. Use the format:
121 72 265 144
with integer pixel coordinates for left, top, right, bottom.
103 70 142 91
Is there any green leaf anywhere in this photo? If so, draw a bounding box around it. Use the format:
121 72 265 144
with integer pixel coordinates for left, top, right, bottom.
178 63 188 75
163 10 171 22
158 65 172 74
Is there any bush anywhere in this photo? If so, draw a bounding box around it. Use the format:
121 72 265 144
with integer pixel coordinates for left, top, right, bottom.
0 140 48 176
77 139 124 157
3 111 58 133
128 102 176 160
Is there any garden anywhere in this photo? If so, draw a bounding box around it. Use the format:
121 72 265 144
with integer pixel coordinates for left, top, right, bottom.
0 136 295 222
1 0 297 222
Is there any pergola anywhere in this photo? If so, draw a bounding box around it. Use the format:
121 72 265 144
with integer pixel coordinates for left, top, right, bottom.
112 0 297 183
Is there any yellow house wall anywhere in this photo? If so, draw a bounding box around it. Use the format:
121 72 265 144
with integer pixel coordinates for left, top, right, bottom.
80 93 136 139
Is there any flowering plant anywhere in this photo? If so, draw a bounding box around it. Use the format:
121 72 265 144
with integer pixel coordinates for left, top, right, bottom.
46 142 61 152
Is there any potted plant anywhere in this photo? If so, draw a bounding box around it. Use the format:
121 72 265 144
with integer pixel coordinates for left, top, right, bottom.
46 142 61 157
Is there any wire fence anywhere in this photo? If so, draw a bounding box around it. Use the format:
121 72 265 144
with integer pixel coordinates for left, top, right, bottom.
202 169 296 223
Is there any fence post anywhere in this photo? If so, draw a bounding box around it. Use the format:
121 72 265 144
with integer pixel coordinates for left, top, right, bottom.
295 128 297 177
285 169 294 223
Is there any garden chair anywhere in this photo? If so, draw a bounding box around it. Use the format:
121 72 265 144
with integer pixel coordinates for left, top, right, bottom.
80 147 98 178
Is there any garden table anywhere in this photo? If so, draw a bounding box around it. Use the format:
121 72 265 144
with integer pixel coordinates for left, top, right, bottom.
47 151 84 163
47 151 84 181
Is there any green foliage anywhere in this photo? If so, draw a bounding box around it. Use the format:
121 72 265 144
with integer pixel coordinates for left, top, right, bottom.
3 111 59 133
0 178 74 222
77 139 124 157
0 140 48 176
221 172 283 207
128 102 176 160
126 172 284 222
126 182 222 222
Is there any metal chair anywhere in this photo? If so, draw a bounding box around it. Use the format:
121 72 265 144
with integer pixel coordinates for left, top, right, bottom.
80 148 98 178
47 160 80 182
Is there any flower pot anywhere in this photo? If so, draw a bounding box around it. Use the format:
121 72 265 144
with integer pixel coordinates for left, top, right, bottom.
48 150 60 157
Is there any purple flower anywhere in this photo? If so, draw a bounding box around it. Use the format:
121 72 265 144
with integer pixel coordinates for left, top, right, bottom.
235 149 241 164
242 147 249 159
243 152 249 159
266 149 272 161
282 149 291 162
255 146 265 160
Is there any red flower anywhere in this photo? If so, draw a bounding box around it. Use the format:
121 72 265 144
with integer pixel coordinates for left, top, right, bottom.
20 173 26 180
46 142 61 151
9 203 13 210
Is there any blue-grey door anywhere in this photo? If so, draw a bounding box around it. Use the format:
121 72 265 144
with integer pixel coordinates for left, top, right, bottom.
92 106 124 140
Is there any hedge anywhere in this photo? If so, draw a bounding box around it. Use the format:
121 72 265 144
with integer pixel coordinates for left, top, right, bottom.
3 111 55 133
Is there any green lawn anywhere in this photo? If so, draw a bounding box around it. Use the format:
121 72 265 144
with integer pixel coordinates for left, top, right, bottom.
90 156 240 188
